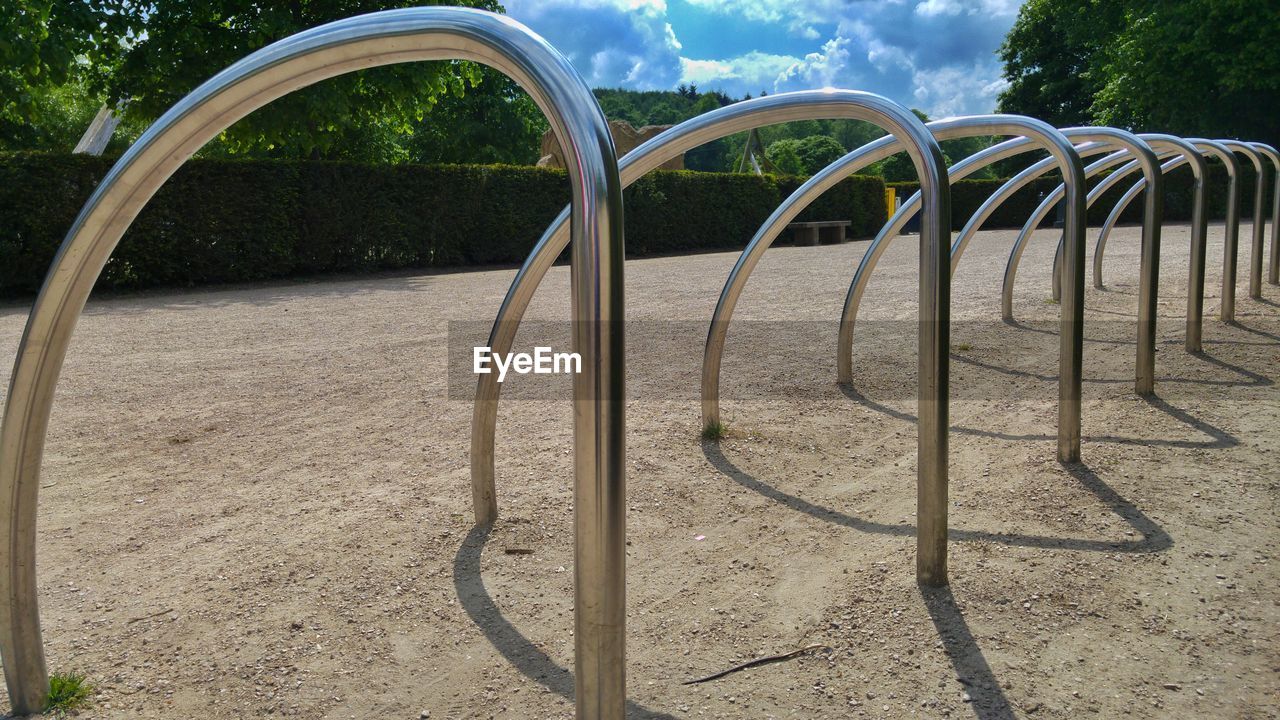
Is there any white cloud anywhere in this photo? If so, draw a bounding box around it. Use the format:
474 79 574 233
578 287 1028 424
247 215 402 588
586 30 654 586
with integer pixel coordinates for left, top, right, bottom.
679 52 800 89
776 37 854 90
908 58 1010 118
504 0 1024 116
504 0 684 89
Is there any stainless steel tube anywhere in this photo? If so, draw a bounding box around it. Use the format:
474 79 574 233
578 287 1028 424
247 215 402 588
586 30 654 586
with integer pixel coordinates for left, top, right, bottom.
1186 140 1243 322
701 128 1078 427
471 88 952 585
949 142 1109 265
1219 140 1266 303
1084 136 1207 351
1040 137 1205 348
998 129 1162 395
1038 150 1176 301
767 116 1087 462
1250 143 1280 285
0 9 628 718
475 91 904 526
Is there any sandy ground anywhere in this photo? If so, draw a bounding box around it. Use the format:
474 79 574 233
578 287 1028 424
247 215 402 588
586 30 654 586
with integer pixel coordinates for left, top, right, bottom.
0 221 1276 719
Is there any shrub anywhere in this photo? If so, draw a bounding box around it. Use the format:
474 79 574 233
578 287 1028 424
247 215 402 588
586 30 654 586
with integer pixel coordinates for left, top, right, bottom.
0 153 889 296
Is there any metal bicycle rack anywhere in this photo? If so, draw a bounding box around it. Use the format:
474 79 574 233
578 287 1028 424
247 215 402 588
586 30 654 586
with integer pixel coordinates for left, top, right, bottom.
930 129 1162 393
698 115 1090 463
468 88 956 586
1250 143 1280 286
1074 136 1207 350
1218 140 1267 307
836 140 1116 384
1019 136 1206 351
0 9 629 718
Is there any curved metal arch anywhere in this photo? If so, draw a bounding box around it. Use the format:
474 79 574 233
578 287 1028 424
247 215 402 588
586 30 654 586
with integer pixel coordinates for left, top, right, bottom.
0 9 628 717
1185 139 1244 322
696 115 1089 461
1085 138 1203 291
470 88 954 586
948 143 1113 264
1020 149 1162 302
1219 140 1266 304
835 136 1126 392
1250 142 1280 286
1035 139 1205 331
705 125 1071 409
1081 136 1208 351
1002 129 1163 394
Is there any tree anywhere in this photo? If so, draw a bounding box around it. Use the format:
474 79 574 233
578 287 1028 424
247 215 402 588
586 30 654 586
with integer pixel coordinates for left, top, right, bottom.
89 0 502 159
646 101 683 125
764 139 804 175
408 66 547 165
0 1 102 147
1093 0 1280 146
998 0 1278 148
691 93 721 117
795 135 846 175
996 0 1125 127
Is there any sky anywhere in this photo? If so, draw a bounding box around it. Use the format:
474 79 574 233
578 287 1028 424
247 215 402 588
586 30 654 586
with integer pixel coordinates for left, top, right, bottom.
502 0 1025 119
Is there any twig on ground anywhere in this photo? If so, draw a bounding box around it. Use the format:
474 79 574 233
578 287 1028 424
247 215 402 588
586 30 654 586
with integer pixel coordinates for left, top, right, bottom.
682 643 829 685
126 608 174 624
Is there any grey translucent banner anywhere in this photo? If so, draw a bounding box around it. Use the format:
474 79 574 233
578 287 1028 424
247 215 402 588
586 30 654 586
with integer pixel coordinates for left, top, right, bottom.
446 319 1277 401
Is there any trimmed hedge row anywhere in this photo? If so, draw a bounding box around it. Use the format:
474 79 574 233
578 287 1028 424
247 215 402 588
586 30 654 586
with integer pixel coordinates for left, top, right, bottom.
0 152 1261 296
0 153 885 296
888 161 1262 232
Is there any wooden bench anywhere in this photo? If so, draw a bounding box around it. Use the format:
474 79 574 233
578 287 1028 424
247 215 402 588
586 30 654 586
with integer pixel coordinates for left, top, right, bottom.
788 220 850 246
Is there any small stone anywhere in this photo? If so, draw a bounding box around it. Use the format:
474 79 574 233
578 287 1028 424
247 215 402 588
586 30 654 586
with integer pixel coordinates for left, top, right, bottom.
420 711 430 719
1163 683 1181 691
961 693 972 703
289 620 304 630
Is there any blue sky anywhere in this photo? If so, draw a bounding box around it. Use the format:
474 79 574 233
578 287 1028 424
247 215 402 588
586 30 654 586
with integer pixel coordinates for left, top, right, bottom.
503 0 1025 118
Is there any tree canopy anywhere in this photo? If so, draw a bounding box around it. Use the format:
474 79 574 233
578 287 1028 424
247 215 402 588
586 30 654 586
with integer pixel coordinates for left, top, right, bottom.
998 0 1279 147
89 0 502 159
0 1 101 147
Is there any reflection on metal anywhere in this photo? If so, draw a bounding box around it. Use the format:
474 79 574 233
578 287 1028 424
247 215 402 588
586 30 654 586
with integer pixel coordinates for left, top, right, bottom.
706 115 1087 461
471 89 953 586
1084 136 1207 351
1250 143 1280 286
991 128 1163 395
0 9 628 718
1219 140 1266 304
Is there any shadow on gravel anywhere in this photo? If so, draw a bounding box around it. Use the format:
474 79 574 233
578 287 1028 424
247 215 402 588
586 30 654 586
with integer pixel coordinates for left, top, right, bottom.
950 349 1270 390
1225 318 1280 342
920 584 1017 720
702 441 1171 554
1002 316 1280 347
452 526 679 720
838 383 1239 450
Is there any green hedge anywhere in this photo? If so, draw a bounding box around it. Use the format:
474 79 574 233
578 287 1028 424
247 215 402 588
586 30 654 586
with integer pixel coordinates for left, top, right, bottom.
888 160 1262 231
0 153 885 296
1 152 1260 297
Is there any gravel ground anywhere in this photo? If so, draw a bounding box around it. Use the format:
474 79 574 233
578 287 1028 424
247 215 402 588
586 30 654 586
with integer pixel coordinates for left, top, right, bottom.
0 221 1276 719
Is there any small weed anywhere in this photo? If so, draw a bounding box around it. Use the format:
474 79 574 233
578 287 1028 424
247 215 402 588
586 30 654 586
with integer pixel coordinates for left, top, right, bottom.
701 421 728 442
953 342 973 352
45 671 93 714
1043 297 1059 305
